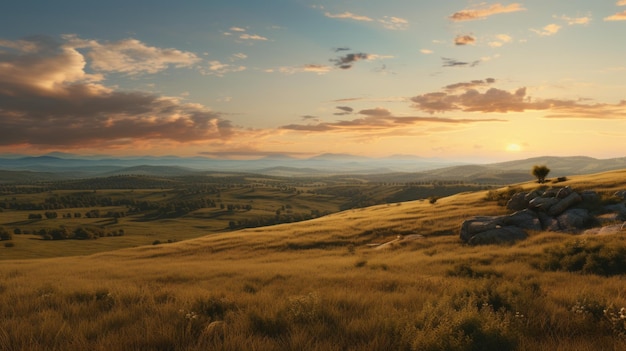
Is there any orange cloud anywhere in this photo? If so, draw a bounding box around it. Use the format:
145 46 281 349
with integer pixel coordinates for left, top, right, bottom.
605 10 626 21
410 80 626 118
454 34 476 45
450 3 525 21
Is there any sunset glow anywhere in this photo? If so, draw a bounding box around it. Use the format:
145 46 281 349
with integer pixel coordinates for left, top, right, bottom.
1 1 626 161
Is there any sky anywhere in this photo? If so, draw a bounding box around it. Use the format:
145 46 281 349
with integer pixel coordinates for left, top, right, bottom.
1 0 626 162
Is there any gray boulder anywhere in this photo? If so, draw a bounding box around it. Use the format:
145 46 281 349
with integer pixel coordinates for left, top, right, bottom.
557 208 594 231
468 226 528 245
528 197 559 212
506 192 529 211
556 186 573 199
502 209 542 231
548 192 582 216
580 190 600 203
538 211 561 231
460 217 502 242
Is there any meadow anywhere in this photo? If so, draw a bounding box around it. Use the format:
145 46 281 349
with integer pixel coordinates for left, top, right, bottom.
2 170 626 350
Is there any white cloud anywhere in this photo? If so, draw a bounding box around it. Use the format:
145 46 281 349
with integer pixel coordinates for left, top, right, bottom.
379 16 409 30
420 49 434 54
64 35 201 75
230 27 246 32
531 24 562 36
557 15 591 25
202 60 246 77
239 33 268 41
324 11 373 22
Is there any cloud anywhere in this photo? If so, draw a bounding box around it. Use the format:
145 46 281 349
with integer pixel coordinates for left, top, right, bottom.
605 10 626 21
489 34 512 47
410 80 626 118
454 34 476 46
334 106 354 115
420 49 434 54
444 78 496 91
0 36 236 149
230 27 246 32
323 10 408 30
619 0 626 6
270 64 332 75
450 3 525 21
239 33 268 41
331 52 372 69
379 16 409 30
531 24 562 36
442 57 481 68
280 109 504 133
557 15 591 25
324 11 373 22
202 60 246 77
64 35 200 75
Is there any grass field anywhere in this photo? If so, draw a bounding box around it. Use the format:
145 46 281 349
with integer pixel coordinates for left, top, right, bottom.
2 170 626 350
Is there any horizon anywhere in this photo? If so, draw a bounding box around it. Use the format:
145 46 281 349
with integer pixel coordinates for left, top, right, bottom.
1 1 626 162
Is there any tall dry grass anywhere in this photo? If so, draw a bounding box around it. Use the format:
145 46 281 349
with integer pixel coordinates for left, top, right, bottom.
2 170 626 350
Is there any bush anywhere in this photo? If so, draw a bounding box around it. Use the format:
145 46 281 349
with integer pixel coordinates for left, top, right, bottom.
0 227 12 241
4 242 15 248
536 238 626 276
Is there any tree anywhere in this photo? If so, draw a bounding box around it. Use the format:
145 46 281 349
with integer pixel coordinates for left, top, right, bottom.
532 165 550 184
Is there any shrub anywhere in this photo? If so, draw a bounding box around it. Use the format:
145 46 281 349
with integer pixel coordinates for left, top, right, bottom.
4 242 15 248
536 238 626 276
0 227 12 241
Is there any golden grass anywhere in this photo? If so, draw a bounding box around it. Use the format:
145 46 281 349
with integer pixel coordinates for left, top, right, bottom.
2 170 626 350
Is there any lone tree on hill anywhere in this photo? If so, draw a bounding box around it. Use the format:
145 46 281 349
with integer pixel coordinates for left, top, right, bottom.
532 165 550 184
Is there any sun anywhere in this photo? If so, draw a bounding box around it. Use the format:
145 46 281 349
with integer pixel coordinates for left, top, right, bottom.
505 143 522 152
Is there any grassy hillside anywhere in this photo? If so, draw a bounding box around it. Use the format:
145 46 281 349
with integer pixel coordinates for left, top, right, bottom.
2 170 626 350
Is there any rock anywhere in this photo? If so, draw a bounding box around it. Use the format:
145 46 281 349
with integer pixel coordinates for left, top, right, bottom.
541 188 559 198
556 186 573 199
506 192 529 211
557 208 594 231
605 203 626 219
502 209 542 231
460 217 502 242
468 226 528 245
548 192 582 216
614 190 626 199
538 211 560 231
524 190 542 202
580 190 600 203
528 197 559 211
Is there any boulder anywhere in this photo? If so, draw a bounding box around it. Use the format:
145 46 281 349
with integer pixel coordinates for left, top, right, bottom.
557 208 594 231
556 186 573 199
506 192 529 211
524 190 542 202
538 211 560 231
614 190 626 199
548 192 582 216
528 197 559 212
460 217 502 242
580 190 600 203
502 209 542 231
468 226 528 245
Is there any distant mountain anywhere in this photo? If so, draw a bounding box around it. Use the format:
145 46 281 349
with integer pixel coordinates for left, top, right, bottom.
101 165 199 177
1 153 625 183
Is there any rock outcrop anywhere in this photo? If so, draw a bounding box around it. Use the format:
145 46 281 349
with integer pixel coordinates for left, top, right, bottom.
461 186 626 245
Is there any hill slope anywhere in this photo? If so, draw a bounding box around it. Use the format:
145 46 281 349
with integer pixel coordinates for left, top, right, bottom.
2 169 626 350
